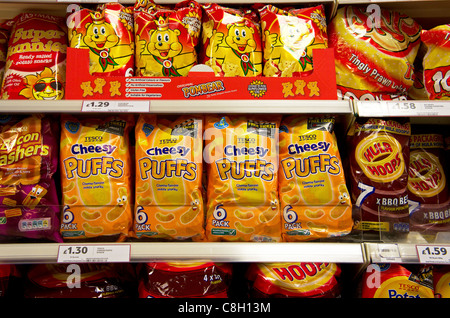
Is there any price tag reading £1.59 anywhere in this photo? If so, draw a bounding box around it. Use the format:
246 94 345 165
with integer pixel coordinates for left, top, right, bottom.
416 245 450 264
57 244 131 263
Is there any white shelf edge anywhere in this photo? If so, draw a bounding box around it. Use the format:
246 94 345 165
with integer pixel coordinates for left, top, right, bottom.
0 242 366 264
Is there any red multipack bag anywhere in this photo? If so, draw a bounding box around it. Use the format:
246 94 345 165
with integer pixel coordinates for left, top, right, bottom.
137 262 232 298
1 13 67 100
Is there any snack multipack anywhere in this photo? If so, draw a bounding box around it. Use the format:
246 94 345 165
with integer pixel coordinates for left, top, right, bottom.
60 114 134 240
134 114 204 241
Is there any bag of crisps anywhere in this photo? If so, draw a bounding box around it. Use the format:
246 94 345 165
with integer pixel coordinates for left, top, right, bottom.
137 262 232 298
361 263 434 298
328 6 422 99
278 116 353 241
67 2 134 76
60 114 134 241
246 262 341 298
204 115 281 242
0 115 61 242
200 3 262 77
134 0 202 77
433 265 450 298
1 13 67 100
258 4 328 77
347 117 411 237
408 134 450 233
134 114 205 241
421 24 450 99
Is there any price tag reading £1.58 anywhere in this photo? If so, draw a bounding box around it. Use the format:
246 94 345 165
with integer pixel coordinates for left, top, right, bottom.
416 245 450 264
57 244 131 263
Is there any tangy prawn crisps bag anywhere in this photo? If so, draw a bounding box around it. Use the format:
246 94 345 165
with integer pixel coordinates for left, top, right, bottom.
67 2 134 76
421 24 450 99
134 114 205 241
278 116 353 241
1 13 67 100
0 115 61 242
60 114 134 241
258 4 328 77
200 3 262 77
328 6 421 100
134 0 202 77
204 115 281 242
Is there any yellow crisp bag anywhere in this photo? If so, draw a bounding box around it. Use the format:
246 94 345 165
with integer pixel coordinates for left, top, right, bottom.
60 115 134 240
204 115 281 242
134 114 204 241
278 116 352 241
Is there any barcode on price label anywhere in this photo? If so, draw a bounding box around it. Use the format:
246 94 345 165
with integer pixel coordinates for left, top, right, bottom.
417 245 450 264
82 100 150 113
57 244 131 263
377 244 402 262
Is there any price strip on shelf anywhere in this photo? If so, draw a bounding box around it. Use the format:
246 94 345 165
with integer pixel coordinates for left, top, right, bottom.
57 244 131 263
357 101 450 117
377 244 402 262
416 245 450 264
82 100 150 113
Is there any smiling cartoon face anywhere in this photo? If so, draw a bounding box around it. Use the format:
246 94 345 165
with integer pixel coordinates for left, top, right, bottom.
83 13 119 51
279 16 315 57
148 28 182 59
225 24 256 53
20 67 64 100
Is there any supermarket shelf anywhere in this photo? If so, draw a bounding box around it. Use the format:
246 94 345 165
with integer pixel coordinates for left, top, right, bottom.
0 242 367 264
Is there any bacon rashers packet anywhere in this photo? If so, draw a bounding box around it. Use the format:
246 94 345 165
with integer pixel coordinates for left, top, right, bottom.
1 13 67 100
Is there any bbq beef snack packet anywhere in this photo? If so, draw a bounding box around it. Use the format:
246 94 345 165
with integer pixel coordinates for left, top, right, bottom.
246 262 341 298
258 4 328 77
67 2 134 76
134 0 202 77
137 262 232 298
0 114 61 242
201 3 262 77
408 134 450 233
278 115 353 241
328 6 422 100
347 117 411 236
134 114 205 241
1 13 67 100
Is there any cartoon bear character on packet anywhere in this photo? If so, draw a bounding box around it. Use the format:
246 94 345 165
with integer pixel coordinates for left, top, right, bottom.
138 16 197 77
69 11 133 74
206 22 262 76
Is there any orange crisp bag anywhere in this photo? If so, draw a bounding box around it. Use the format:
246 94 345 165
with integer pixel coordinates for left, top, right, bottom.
204 115 281 242
134 114 204 241
60 115 134 240
278 116 352 241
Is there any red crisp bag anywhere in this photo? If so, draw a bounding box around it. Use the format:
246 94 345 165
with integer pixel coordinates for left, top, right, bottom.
67 2 134 77
134 0 202 77
1 13 67 100
138 262 232 298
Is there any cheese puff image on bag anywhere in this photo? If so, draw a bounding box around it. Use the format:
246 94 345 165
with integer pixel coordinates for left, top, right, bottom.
1 13 67 100
200 3 262 77
67 2 134 76
60 115 134 241
258 5 328 77
0 115 61 242
278 116 352 241
134 114 205 241
204 115 281 242
328 6 421 100
134 0 202 77
421 25 450 99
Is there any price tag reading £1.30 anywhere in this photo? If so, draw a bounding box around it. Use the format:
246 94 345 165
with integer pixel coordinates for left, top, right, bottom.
417 245 450 264
57 244 131 263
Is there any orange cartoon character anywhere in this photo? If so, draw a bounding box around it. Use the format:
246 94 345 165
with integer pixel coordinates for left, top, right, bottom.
19 67 64 100
22 185 48 209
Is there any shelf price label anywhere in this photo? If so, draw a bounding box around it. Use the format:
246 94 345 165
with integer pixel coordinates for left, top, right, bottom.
81 100 150 113
416 245 450 264
57 244 131 263
357 101 450 117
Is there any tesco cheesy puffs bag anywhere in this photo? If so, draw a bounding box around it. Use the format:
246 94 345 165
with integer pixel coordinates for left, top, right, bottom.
67 2 134 76
204 115 281 242
60 115 134 240
279 116 352 241
329 6 421 99
134 115 204 241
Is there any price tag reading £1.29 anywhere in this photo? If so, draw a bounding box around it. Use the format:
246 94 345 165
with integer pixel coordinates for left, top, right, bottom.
416 245 450 264
57 244 131 263
82 100 150 113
